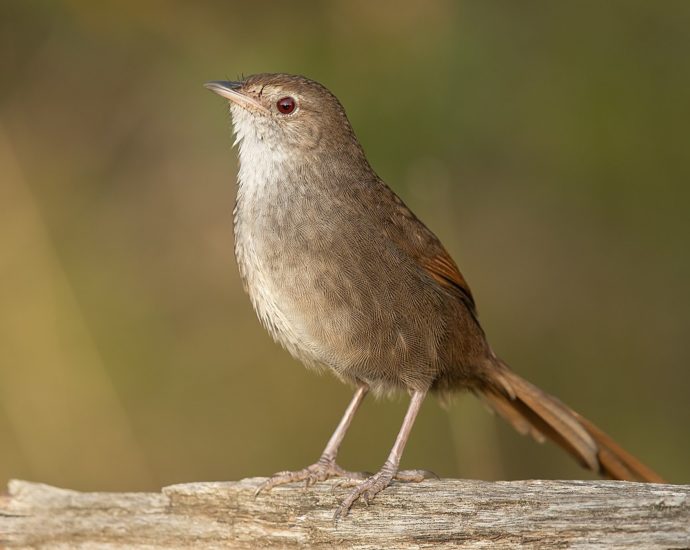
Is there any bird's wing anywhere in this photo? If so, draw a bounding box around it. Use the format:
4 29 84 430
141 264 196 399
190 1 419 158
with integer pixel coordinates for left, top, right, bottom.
372 181 478 315
419 249 476 310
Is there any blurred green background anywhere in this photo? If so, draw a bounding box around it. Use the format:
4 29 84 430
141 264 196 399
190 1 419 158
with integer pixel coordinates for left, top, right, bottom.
1 1 688 492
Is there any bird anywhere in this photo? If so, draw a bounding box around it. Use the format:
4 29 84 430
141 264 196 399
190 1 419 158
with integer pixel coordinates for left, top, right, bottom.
204 73 663 520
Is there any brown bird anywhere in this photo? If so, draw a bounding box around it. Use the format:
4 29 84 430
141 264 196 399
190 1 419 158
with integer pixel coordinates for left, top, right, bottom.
205 73 663 520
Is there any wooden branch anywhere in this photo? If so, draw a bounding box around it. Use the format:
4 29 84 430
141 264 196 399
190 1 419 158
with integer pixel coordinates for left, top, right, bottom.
1 478 688 548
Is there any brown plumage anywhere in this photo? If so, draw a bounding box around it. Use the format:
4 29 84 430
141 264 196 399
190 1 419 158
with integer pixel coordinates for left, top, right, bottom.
205 73 664 519
480 362 664 483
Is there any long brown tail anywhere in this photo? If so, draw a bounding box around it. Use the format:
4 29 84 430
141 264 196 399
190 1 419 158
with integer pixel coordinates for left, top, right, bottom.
480 360 664 483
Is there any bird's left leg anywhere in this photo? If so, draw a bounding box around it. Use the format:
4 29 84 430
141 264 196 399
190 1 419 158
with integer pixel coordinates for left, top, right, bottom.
256 384 369 495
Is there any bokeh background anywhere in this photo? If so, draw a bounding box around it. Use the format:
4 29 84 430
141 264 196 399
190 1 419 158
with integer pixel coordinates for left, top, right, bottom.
1 1 688 492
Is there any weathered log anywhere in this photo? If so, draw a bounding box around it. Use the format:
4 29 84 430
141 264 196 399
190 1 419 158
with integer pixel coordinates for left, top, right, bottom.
1 478 688 548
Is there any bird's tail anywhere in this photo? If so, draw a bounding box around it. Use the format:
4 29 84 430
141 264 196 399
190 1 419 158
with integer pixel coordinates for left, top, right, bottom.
480 359 664 483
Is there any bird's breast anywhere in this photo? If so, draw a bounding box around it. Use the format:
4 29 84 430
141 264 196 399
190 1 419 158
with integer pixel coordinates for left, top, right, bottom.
233 160 341 370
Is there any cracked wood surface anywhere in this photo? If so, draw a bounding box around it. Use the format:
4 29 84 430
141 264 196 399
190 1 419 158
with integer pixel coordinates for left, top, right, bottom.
1 478 688 548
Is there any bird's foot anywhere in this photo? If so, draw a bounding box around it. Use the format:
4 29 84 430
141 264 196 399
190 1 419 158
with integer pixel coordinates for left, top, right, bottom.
334 467 395 522
255 458 368 496
333 464 433 521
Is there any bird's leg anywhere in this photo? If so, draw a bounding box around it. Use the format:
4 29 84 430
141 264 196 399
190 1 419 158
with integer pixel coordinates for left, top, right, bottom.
255 384 369 495
334 389 427 521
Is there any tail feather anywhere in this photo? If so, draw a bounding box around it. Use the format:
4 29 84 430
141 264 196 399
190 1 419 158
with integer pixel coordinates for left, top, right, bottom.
481 361 664 483
481 390 546 443
570 410 665 483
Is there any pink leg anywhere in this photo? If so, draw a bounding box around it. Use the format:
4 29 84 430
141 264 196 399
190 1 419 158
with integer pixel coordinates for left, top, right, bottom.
334 389 428 521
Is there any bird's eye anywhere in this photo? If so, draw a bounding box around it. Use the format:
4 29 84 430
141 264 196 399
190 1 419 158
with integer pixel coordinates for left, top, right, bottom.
276 97 296 114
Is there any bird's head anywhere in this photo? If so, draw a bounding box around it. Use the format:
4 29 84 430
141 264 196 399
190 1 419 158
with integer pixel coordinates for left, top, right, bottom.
205 73 362 158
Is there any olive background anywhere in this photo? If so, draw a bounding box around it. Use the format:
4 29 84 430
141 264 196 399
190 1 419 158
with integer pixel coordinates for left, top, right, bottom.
1 1 688 491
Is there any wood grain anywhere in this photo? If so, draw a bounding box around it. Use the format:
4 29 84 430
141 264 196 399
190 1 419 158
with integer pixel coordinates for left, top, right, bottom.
1 478 688 548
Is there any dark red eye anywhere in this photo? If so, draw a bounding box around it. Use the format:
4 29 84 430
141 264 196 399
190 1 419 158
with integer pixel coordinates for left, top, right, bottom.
276 96 296 114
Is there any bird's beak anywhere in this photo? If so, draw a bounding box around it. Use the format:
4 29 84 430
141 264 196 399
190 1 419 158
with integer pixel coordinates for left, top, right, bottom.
204 81 269 113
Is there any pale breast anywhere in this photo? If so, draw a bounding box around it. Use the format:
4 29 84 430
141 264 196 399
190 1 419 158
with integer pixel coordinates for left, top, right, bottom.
233 150 330 370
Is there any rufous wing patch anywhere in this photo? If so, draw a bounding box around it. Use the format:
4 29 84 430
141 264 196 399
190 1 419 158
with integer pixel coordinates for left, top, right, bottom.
421 250 476 312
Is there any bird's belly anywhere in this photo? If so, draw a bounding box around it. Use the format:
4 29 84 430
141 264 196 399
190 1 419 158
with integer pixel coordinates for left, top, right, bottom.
236 246 370 375
235 233 321 368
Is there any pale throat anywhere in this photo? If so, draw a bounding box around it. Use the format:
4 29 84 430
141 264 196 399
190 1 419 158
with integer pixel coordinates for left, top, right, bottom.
229 106 322 368
231 106 296 201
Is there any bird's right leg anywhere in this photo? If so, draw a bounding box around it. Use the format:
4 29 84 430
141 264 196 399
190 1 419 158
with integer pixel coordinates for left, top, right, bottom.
255 384 369 495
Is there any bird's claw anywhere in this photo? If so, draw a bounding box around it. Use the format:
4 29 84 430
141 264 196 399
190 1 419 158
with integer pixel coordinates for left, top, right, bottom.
255 459 367 496
333 469 395 522
333 467 436 522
